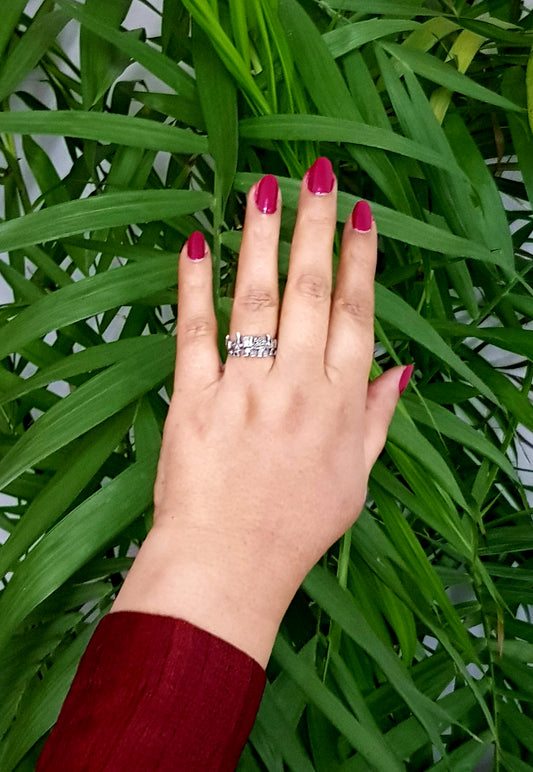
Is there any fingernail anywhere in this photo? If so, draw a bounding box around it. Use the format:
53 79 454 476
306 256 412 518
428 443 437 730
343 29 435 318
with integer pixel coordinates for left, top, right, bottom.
399 364 414 396
254 174 278 214
187 231 206 261
352 200 373 232
305 157 335 195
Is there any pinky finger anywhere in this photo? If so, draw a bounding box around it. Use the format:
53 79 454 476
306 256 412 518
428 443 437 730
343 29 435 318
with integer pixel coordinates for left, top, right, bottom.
174 232 221 391
363 365 413 471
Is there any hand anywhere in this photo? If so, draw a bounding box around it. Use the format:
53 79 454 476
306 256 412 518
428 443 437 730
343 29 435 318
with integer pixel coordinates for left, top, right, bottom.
111 158 412 666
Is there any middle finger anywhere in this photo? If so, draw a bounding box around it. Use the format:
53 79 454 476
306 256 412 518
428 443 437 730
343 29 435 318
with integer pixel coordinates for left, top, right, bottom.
276 157 337 375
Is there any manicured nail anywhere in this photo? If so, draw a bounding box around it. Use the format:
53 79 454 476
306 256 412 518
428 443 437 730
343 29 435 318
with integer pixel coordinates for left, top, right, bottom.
352 200 373 232
254 174 278 214
399 364 414 396
306 157 335 195
187 231 206 261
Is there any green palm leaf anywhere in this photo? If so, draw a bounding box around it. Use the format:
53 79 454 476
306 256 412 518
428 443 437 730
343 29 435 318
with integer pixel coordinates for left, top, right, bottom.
0 190 212 253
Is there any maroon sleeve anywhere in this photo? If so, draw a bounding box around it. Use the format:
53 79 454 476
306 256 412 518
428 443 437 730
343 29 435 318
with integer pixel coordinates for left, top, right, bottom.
37 611 266 771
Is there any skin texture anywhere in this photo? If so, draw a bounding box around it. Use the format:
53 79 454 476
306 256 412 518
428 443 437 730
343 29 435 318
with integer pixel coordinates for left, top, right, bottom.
111 162 408 667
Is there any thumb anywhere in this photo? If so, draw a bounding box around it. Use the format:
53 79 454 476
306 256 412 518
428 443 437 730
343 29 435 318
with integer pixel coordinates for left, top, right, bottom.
364 364 414 471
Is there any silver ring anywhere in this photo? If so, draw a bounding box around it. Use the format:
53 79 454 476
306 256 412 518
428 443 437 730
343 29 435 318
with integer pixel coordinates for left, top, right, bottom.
225 332 277 358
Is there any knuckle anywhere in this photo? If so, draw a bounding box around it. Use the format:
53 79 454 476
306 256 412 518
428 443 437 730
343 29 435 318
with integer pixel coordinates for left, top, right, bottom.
294 273 330 302
180 316 214 341
300 210 333 230
248 222 273 243
333 293 373 320
236 287 277 313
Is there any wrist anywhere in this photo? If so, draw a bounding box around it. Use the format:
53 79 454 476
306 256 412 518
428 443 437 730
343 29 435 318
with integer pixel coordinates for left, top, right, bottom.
111 524 289 667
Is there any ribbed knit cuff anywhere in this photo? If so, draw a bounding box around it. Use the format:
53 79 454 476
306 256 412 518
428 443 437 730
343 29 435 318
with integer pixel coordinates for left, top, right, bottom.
37 611 267 771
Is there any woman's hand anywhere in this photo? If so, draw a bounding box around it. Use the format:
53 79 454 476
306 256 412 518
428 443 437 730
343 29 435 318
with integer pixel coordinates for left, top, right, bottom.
111 158 412 666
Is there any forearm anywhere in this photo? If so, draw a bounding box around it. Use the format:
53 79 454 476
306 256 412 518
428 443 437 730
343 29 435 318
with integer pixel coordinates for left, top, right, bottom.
38 522 286 770
37 611 265 772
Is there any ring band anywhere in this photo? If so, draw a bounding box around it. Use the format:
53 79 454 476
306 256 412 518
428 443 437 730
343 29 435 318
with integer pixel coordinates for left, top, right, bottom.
225 332 277 358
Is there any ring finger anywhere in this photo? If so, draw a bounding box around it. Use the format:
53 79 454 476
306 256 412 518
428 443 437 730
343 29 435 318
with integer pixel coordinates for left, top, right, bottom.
226 175 281 370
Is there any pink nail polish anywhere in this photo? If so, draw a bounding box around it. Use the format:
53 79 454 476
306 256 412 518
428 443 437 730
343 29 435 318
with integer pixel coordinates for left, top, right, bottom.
187 231 206 261
399 364 414 396
306 157 335 195
352 200 373 232
254 174 278 214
